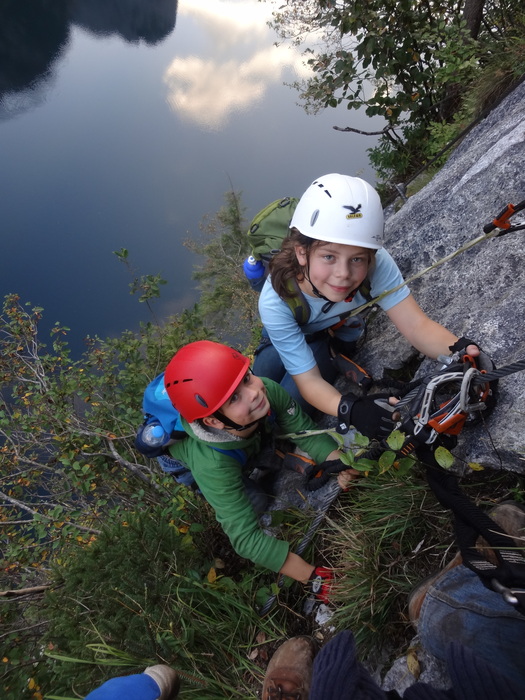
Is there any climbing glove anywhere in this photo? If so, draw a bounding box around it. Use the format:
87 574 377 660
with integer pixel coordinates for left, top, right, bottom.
303 458 349 492
309 566 335 604
337 392 398 438
448 337 495 373
448 337 498 414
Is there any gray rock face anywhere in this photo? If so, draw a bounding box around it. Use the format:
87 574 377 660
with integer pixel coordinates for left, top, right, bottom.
381 638 451 694
354 80 525 474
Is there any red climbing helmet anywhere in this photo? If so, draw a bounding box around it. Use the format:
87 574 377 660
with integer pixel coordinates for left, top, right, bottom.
164 340 250 422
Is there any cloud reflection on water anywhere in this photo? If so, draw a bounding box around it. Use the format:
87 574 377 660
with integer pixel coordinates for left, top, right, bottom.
164 0 311 130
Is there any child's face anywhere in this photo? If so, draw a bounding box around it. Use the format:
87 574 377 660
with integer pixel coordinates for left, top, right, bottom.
296 241 370 302
219 370 270 427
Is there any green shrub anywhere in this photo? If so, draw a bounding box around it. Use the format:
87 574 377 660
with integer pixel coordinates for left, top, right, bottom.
40 506 288 698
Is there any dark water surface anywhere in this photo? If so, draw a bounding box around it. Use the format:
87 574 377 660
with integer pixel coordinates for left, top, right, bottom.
0 0 384 355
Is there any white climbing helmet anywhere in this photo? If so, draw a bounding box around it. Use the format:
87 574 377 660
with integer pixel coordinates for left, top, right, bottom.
289 174 384 249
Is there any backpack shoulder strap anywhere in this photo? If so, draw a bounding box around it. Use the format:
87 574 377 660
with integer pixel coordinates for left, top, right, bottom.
209 446 248 466
283 277 311 325
357 277 372 302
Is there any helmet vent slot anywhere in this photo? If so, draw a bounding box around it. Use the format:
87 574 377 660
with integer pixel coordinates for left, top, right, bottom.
194 394 208 407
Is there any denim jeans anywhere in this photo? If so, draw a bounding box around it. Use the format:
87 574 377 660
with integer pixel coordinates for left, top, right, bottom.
252 318 366 416
252 332 337 416
419 564 525 686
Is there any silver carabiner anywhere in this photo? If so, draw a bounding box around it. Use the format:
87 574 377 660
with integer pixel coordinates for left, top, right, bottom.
459 367 486 413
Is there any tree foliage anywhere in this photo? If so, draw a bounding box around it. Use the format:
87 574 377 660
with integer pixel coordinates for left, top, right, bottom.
0 292 214 698
271 0 522 122
184 190 260 347
269 0 525 182
0 192 273 697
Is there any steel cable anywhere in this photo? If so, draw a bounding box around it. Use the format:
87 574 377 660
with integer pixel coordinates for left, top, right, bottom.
472 358 525 384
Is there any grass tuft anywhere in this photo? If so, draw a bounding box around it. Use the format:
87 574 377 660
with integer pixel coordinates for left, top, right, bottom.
321 473 454 659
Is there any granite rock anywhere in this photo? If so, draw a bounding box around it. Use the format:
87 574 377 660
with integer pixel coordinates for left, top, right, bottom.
351 79 525 474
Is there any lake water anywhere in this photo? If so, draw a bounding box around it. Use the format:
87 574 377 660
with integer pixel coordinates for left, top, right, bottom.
0 0 384 356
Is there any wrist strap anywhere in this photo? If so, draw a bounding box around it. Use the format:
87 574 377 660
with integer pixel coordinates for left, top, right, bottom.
448 336 479 353
337 393 358 435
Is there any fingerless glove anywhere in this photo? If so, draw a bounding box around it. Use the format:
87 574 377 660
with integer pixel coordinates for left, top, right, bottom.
337 392 398 438
309 566 334 603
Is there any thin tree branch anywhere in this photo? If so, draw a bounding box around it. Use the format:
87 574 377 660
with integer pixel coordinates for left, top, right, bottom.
333 125 391 136
107 440 162 492
0 490 101 535
0 585 52 598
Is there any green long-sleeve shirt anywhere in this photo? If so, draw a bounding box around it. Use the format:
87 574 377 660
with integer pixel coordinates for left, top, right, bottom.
169 377 338 572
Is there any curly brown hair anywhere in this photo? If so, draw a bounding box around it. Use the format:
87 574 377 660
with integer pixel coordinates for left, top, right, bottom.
268 228 318 300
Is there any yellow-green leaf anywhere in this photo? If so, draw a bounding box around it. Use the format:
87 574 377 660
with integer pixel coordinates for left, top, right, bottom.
395 456 416 475
338 451 355 466
378 450 396 471
353 433 370 448
353 458 377 472
468 462 484 472
386 429 405 451
406 648 420 679
434 446 455 469
327 431 344 447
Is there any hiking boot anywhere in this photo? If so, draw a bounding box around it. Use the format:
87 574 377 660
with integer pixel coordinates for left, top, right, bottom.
143 665 180 700
476 501 525 565
262 636 316 700
408 552 463 627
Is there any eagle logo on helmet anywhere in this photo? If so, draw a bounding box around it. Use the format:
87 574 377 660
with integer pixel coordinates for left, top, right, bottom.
343 203 363 220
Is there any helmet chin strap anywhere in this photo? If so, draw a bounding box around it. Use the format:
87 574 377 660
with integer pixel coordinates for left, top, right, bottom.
303 262 332 307
213 410 261 432
344 289 359 302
